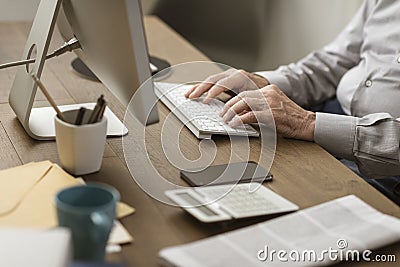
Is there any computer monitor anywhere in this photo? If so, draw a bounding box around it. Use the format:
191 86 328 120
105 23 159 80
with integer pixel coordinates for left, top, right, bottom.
61 0 159 125
8 0 159 140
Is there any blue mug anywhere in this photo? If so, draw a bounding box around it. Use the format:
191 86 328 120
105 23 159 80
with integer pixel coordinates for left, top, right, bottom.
56 183 120 262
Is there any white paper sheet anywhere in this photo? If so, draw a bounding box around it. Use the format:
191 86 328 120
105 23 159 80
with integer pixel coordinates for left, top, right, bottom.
159 195 400 267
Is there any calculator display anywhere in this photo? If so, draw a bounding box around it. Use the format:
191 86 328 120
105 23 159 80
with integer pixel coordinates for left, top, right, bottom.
176 192 218 217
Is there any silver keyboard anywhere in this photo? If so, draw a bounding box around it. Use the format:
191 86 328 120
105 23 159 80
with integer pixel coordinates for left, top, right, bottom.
154 82 259 139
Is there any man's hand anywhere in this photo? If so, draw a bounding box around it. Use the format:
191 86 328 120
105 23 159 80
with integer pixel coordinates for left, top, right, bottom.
184 69 270 103
220 85 316 141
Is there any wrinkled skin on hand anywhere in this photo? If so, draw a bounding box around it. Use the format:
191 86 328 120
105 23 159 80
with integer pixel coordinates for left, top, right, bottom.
185 69 316 141
220 85 316 141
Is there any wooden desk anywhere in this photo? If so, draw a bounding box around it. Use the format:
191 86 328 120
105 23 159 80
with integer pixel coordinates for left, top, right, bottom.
0 16 399 266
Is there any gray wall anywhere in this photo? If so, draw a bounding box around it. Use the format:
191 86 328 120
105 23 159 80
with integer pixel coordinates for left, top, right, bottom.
1 0 363 71
0 0 156 21
152 0 363 71
257 0 363 70
0 0 40 21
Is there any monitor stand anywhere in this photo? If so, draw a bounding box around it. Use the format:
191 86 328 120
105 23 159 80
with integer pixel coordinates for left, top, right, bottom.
71 56 171 82
30 103 128 139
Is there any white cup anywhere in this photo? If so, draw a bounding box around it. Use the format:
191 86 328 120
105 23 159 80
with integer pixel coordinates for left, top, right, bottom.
55 109 107 176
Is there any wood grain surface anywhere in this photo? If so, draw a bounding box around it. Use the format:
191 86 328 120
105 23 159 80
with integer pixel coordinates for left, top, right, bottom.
0 16 398 266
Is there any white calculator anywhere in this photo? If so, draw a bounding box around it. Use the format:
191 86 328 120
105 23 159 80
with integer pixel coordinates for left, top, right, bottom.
165 184 299 223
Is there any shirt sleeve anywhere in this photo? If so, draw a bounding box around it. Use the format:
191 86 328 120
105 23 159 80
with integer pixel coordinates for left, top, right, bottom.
255 0 375 108
314 112 400 179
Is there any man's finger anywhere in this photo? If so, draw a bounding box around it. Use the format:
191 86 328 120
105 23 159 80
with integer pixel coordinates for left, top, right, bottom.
229 111 257 127
188 72 229 98
220 90 258 115
184 84 198 98
222 99 249 123
202 84 229 103
202 75 243 103
188 82 214 99
220 95 242 117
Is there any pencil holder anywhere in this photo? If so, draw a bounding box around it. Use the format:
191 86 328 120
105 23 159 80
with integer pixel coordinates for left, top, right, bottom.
55 109 107 176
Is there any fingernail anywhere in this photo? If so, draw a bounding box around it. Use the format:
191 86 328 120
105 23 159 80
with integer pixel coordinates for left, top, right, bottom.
229 120 238 127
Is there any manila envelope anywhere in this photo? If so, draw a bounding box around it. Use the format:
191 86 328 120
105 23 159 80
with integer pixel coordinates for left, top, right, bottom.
0 162 134 244
0 163 82 227
0 161 53 217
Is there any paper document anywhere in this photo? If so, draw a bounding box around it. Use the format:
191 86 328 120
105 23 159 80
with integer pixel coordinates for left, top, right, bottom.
0 228 72 267
159 195 400 266
0 161 134 244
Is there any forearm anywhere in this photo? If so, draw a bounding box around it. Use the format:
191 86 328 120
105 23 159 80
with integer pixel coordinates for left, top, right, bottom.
314 113 400 179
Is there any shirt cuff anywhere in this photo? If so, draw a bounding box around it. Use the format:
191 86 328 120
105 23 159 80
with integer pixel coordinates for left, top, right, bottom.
254 71 292 96
314 112 358 159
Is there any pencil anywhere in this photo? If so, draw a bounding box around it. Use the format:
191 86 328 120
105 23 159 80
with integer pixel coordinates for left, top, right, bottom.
96 101 107 122
88 95 104 124
75 107 86 125
31 73 66 122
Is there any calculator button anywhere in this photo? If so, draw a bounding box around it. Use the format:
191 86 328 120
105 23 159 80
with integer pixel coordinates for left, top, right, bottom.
197 184 280 219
